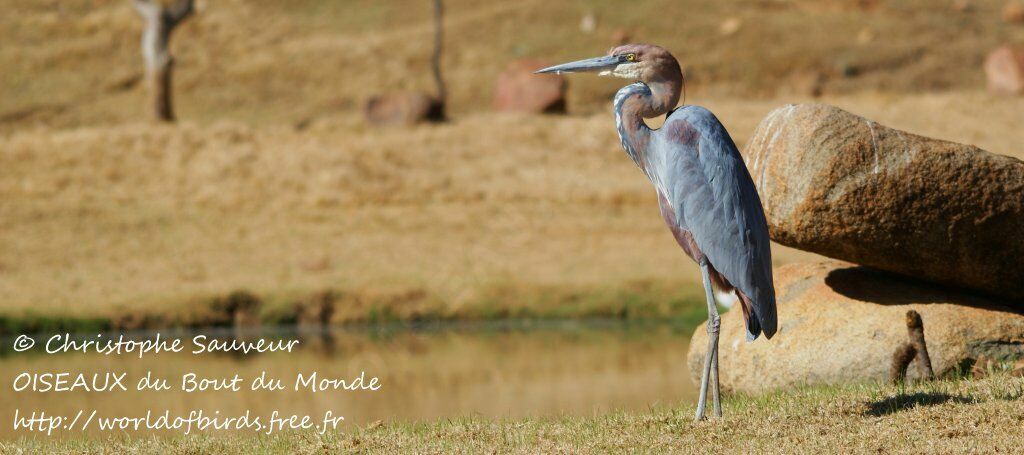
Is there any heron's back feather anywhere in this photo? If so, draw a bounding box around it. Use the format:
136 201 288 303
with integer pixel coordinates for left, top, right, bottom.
651 106 777 339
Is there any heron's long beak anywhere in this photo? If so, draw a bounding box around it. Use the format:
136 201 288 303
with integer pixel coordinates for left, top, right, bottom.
534 55 624 75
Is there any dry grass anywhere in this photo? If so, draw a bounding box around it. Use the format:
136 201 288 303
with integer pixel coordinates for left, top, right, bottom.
2 0 1023 326
2 91 1022 327
7 374 1023 453
0 112 711 325
3 0 1024 129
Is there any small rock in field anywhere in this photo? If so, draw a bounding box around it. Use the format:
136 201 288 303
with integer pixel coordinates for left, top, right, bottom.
719 17 742 36
855 0 880 11
1002 2 1024 23
364 92 443 127
984 45 1024 94
786 70 827 97
493 59 567 114
299 255 332 273
856 27 874 44
611 28 631 46
580 12 597 33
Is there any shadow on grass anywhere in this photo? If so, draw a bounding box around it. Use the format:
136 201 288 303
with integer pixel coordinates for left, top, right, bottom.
864 392 973 417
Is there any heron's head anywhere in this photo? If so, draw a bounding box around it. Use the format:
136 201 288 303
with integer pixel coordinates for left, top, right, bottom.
535 43 681 84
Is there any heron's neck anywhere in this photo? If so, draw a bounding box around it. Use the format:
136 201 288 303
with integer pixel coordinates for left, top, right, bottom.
614 84 651 170
614 77 680 173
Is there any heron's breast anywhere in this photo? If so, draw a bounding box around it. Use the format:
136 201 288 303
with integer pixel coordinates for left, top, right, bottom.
656 190 701 262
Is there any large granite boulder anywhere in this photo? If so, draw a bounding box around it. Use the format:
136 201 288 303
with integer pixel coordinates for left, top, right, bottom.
364 92 443 127
687 262 1024 393
743 104 1024 302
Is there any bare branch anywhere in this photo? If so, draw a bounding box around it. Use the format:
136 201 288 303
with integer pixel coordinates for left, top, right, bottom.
430 0 446 117
165 0 195 27
133 0 159 19
132 0 195 122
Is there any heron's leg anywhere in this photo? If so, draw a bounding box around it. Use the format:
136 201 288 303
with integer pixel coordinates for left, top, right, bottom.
694 258 721 422
710 320 722 418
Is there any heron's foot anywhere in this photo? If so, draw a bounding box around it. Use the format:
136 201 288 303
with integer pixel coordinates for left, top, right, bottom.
711 340 722 418
693 393 707 422
695 259 722 423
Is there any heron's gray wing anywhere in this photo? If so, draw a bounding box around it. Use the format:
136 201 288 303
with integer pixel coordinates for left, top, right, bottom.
660 106 777 339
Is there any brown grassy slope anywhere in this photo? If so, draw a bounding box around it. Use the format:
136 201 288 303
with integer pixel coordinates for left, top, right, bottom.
3 0 1024 325
3 0 1024 129
0 111 710 323
2 91 1022 324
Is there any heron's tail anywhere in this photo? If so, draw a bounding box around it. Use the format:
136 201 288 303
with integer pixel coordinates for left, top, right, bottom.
738 291 777 341
759 292 778 340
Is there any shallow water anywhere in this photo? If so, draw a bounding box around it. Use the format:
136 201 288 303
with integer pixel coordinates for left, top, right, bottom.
0 321 695 438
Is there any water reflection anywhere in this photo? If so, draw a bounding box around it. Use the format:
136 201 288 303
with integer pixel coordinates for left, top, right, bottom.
0 321 695 437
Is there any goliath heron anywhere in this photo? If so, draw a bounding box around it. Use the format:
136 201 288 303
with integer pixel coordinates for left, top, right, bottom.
536 44 777 420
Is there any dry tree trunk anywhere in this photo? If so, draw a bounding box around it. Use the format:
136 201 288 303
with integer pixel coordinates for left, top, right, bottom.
429 0 446 120
134 0 194 122
362 0 445 126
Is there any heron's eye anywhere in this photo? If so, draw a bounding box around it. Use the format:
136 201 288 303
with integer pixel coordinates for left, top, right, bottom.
626 53 636 62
